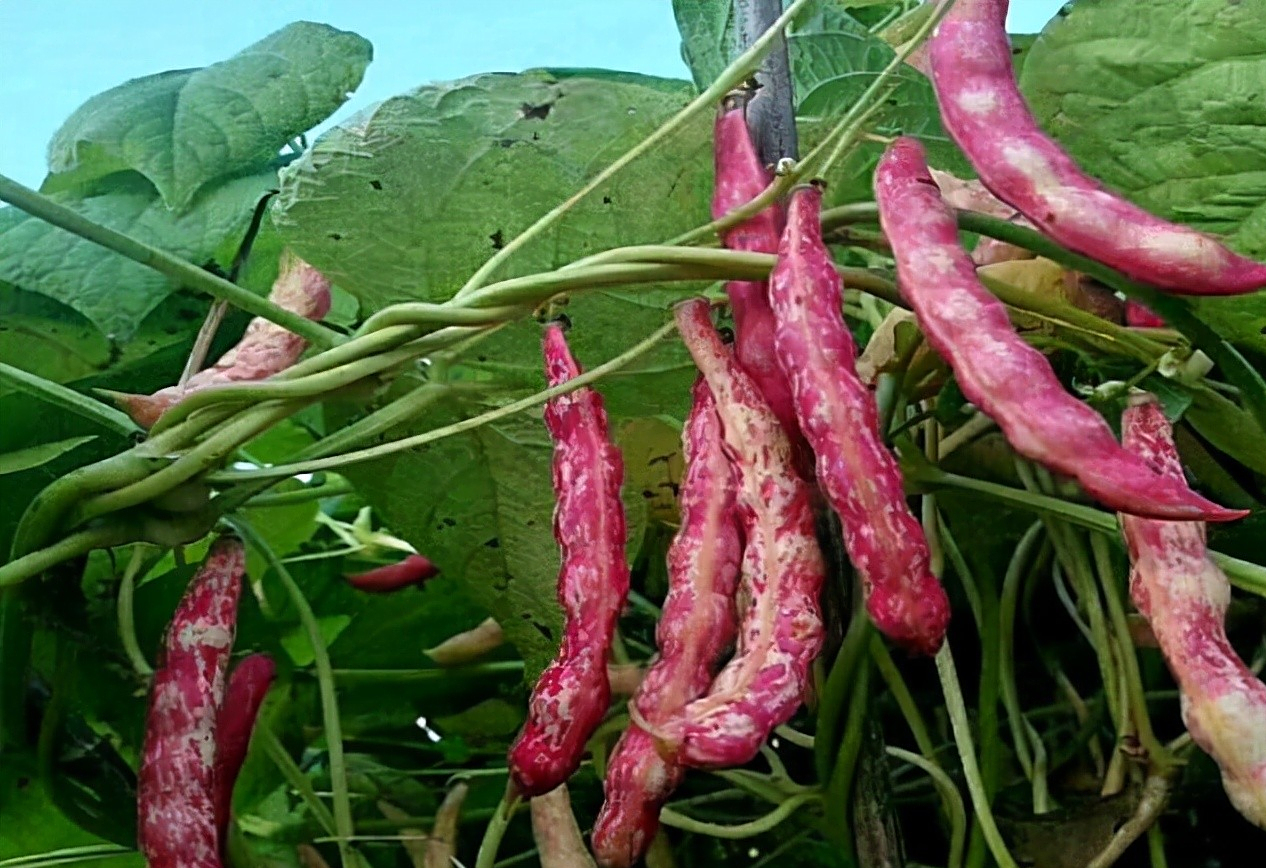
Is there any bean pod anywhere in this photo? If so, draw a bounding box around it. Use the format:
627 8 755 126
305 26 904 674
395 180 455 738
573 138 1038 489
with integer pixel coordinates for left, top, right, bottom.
929 0 1266 296
507 323 630 796
592 377 742 866
874 136 1245 523
669 299 825 769
1120 393 1266 828
213 653 275 848
138 535 245 868
770 183 949 655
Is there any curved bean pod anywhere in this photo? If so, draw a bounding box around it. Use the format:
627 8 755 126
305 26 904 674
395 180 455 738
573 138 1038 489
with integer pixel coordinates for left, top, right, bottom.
874 136 1246 522
213 653 275 848
669 299 825 769
507 323 630 797
771 183 949 655
929 0 1266 296
1120 393 1266 827
592 377 742 866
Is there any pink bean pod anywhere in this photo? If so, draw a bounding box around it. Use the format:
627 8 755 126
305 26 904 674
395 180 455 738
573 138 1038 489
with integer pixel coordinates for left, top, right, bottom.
874 136 1246 523
213 653 275 849
507 323 630 797
770 183 949 655
138 535 246 868
667 299 826 769
592 377 742 866
929 0 1266 296
713 92 801 445
111 252 333 428
1120 393 1266 827
343 554 440 593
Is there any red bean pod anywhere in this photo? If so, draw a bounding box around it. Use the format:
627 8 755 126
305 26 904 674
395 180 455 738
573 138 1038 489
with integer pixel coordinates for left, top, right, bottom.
507 323 630 797
1125 301 1166 329
1120 392 1266 827
343 554 439 593
213 653 275 848
713 92 800 444
770 183 949 655
874 136 1246 523
112 252 333 428
592 377 742 866
929 0 1266 296
138 535 246 868
668 299 826 769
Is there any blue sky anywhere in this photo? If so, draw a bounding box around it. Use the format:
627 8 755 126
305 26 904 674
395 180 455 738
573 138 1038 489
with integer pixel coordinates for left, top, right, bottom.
0 1 1067 188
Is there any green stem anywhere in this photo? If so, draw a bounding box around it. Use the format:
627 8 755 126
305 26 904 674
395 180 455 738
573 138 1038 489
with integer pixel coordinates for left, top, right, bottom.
0 362 139 437
330 662 524 683
257 725 338 838
658 792 819 840
813 607 872 785
0 523 137 588
117 546 154 676
474 787 520 868
825 658 872 856
905 464 1266 599
886 747 966 868
868 636 936 760
232 519 355 867
934 641 1020 868
0 174 340 350
1091 533 1171 768
244 479 355 507
452 0 817 299
208 318 680 482
999 522 1044 783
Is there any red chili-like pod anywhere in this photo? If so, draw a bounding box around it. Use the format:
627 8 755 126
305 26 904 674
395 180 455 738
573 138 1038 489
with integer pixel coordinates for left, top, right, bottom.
668 299 826 769
929 0 1266 296
1120 393 1266 827
507 323 630 797
592 377 742 867
1125 301 1166 329
771 184 949 655
874 137 1246 523
343 554 439 593
213 653 275 849
713 92 801 446
110 252 333 429
138 535 246 868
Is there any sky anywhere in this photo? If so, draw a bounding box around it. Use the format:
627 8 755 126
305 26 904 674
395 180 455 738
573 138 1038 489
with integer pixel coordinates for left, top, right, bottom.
0 1 1068 189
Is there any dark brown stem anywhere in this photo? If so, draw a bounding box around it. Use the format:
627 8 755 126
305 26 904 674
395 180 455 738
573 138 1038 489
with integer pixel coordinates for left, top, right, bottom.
734 0 799 164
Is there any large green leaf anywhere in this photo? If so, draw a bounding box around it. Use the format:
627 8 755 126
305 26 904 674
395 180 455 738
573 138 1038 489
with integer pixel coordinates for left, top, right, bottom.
0 283 114 383
274 70 711 311
44 22 372 210
0 169 277 338
1020 0 1266 354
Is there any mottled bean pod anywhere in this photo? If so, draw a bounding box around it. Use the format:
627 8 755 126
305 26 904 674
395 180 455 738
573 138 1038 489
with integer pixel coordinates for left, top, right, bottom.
874 136 1245 523
592 377 742 866
770 183 949 655
1120 393 1266 827
507 323 630 796
668 299 826 769
138 535 246 868
713 91 800 445
929 0 1266 296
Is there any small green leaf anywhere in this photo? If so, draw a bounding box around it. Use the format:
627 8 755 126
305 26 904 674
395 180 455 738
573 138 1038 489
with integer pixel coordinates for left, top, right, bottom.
280 614 351 667
45 22 372 209
0 437 97 477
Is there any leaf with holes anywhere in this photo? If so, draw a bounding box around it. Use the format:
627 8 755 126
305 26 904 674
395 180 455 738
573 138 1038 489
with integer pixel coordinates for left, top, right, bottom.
273 70 711 311
44 22 372 209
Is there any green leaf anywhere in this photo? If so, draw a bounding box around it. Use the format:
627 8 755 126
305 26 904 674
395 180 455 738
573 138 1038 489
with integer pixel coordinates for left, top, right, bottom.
274 70 710 311
671 0 731 91
45 22 372 210
1020 0 1266 355
0 437 97 477
0 169 277 338
280 614 351 668
0 284 113 384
